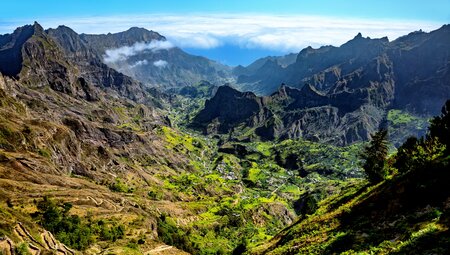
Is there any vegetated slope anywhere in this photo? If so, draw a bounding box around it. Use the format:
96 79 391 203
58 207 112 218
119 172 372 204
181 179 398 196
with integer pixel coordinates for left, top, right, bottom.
0 22 368 255
50 26 234 90
235 26 450 111
0 21 191 254
252 102 450 255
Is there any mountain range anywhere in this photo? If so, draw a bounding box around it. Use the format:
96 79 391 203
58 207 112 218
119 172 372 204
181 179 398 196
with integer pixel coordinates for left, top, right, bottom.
47 25 233 90
0 21 449 255
192 25 450 145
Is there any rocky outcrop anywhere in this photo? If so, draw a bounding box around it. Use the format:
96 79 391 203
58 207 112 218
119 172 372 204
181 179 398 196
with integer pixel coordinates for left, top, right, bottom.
0 22 38 77
192 85 268 133
46 25 162 105
193 53 394 145
0 22 173 179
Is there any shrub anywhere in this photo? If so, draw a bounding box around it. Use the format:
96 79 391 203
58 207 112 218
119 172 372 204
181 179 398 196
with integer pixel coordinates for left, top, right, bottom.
429 100 450 151
15 243 31 255
157 214 195 253
109 178 134 193
33 197 125 250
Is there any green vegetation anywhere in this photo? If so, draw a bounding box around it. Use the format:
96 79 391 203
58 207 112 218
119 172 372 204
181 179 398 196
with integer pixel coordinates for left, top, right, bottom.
15 243 31 255
109 178 134 193
360 129 389 183
151 123 367 254
388 109 419 125
32 197 125 250
37 147 51 158
387 109 429 147
0 123 23 151
252 100 450 254
157 214 196 253
429 100 450 151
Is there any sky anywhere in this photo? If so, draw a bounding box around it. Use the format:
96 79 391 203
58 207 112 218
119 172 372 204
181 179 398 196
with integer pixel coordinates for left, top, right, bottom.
1 0 449 66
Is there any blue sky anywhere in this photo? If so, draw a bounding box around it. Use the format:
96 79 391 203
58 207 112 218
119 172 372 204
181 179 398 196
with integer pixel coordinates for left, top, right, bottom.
1 1 449 65
2 0 449 21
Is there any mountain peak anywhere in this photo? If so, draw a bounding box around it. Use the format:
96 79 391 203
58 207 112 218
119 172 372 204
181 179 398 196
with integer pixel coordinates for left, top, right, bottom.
127 27 151 32
30 21 45 36
354 32 363 39
15 22 44 36
33 21 42 28
0 22 48 77
54 25 75 31
298 46 315 56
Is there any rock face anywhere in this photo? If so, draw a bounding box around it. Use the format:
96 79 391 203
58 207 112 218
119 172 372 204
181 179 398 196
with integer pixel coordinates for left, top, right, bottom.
193 45 397 145
80 27 165 54
388 26 450 114
46 25 164 104
233 53 297 77
234 26 450 117
192 80 388 145
192 85 267 133
195 26 450 145
0 23 190 202
119 47 232 89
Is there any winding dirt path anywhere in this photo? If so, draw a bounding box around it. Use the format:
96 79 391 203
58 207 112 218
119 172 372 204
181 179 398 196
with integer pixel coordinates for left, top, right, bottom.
86 195 124 212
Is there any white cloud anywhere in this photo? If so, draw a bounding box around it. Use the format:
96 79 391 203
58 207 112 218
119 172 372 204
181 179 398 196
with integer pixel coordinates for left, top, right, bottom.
130 59 148 68
170 33 222 49
103 40 173 63
3 14 443 53
153 60 168 68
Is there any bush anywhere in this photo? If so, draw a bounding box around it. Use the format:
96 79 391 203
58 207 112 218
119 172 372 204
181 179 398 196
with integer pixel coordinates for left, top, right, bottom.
429 100 450 151
109 178 134 193
15 242 31 255
33 197 125 250
395 137 445 173
157 214 195 253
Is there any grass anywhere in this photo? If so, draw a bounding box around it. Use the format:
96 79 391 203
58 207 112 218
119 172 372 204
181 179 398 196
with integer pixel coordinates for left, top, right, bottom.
161 126 196 152
37 148 51 158
387 109 417 125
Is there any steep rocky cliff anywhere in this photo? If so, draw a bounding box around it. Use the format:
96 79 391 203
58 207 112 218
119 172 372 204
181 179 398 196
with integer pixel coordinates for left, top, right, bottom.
234 26 450 118
192 78 388 145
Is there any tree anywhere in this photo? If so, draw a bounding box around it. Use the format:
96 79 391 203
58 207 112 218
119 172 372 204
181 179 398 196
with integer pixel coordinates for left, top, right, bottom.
361 129 389 183
429 100 450 152
394 136 419 173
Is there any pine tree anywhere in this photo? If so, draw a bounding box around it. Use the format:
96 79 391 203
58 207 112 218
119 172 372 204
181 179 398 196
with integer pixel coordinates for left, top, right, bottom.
361 129 389 183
